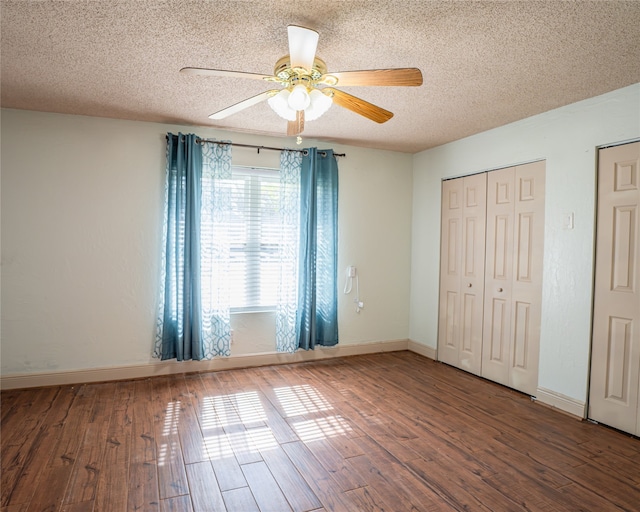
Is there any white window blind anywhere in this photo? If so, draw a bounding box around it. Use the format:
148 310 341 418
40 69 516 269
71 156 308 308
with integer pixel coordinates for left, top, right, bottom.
225 166 282 311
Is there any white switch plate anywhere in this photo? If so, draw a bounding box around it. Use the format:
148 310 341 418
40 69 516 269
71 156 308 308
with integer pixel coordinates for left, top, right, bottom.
563 212 574 230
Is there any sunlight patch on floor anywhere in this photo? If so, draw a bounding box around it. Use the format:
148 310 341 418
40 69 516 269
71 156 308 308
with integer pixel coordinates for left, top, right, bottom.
158 400 181 466
198 384 353 459
292 415 353 442
274 384 333 417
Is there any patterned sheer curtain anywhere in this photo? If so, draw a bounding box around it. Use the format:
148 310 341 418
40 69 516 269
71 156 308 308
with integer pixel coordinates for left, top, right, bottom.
200 141 233 357
276 150 302 353
154 133 232 360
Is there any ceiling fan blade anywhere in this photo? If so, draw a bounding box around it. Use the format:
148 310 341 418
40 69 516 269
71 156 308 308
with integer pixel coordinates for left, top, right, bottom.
319 68 423 87
288 25 318 71
287 110 305 136
181 67 273 81
209 90 279 120
323 88 393 124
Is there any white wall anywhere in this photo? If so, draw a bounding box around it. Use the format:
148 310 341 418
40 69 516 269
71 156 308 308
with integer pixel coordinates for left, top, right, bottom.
1 109 413 377
410 83 640 405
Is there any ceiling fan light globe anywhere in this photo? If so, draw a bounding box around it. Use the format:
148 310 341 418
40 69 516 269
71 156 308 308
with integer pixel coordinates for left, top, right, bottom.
268 89 297 121
288 84 311 111
305 89 333 121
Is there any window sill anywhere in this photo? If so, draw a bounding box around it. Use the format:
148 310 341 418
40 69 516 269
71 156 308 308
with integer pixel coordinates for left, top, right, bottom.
230 307 277 315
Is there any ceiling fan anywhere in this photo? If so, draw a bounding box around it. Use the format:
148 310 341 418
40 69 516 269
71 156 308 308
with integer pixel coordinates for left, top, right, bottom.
180 25 423 136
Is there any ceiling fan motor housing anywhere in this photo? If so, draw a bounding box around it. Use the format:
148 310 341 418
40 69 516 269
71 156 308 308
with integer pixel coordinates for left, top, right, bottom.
272 55 332 90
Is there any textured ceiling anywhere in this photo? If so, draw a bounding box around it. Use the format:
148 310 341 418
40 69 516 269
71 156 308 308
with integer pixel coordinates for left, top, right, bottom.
2 1 639 153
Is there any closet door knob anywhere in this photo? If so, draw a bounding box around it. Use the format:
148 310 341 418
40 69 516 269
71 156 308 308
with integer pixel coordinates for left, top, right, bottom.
498 287 503 292
467 283 472 288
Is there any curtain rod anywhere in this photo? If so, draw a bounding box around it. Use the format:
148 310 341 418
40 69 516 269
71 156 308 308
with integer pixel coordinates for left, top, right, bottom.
195 138 346 157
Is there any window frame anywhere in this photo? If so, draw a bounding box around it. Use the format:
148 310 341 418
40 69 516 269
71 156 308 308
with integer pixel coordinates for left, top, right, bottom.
227 165 283 314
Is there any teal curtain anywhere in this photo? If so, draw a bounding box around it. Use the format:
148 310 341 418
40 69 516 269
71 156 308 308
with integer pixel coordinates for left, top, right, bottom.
154 133 232 361
297 148 339 350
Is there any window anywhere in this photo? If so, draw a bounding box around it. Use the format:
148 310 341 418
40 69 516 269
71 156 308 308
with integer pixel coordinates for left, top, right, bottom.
156 136 339 360
224 166 282 311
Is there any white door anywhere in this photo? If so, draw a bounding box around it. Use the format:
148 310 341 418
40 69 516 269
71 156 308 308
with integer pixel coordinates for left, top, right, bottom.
438 173 486 375
438 178 463 368
590 142 640 436
482 167 515 386
482 162 545 395
509 161 545 395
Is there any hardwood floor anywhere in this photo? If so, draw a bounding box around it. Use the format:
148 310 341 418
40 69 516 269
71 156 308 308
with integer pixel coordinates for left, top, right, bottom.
2 351 639 511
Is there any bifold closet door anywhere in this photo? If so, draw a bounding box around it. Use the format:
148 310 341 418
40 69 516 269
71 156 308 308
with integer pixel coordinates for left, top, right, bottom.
481 161 545 396
590 141 640 436
438 173 486 375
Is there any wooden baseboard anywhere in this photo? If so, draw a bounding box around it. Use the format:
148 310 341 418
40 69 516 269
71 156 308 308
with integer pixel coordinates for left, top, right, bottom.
407 340 437 360
3 340 586 423
535 386 587 419
0 339 410 390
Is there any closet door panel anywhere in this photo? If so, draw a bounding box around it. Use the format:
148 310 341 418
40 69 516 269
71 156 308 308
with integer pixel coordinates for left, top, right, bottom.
438 174 486 374
590 142 640 435
438 179 463 367
482 168 514 385
510 161 545 395
459 173 487 374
